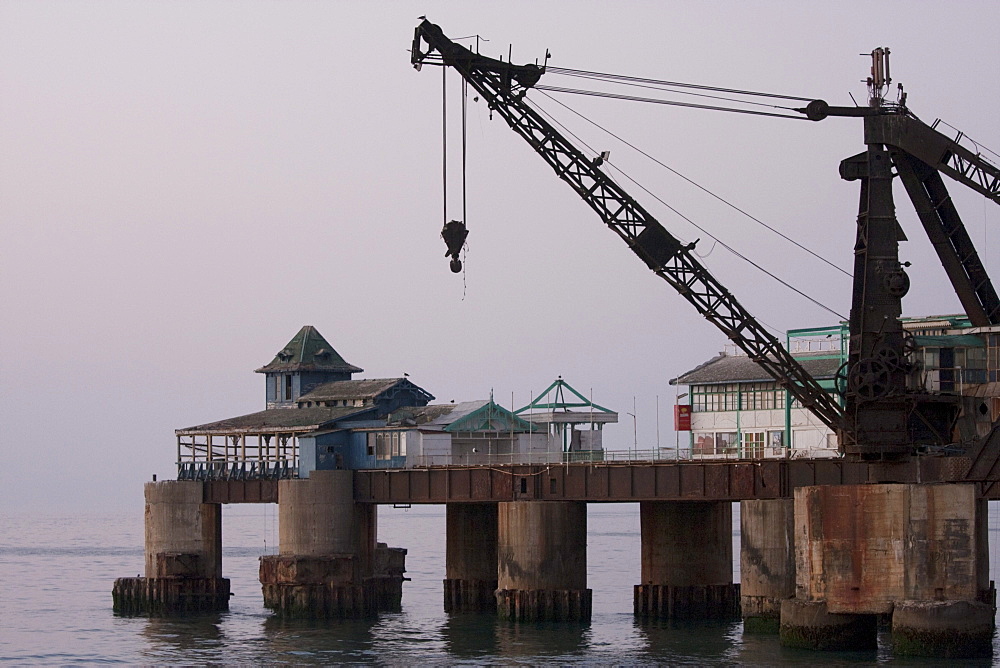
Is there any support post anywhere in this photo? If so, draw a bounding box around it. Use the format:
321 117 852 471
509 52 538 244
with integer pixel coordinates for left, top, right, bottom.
113 480 229 615
634 501 739 619
496 501 591 621
780 484 994 657
740 499 794 633
444 503 498 612
259 469 406 618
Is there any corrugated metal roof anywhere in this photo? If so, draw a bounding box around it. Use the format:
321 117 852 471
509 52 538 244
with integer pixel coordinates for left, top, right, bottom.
176 406 372 435
386 401 486 429
671 353 842 385
254 325 363 375
444 399 537 433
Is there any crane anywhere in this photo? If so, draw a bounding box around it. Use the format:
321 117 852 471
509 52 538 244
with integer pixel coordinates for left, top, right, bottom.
411 20 1000 460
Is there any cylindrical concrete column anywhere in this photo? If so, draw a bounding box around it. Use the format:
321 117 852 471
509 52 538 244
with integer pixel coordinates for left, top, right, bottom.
740 499 794 633
445 503 498 612
784 483 992 657
634 501 739 619
278 469 371 564
496 501 590 621
144 480 221 579
261 469 392 618
114 480 229 615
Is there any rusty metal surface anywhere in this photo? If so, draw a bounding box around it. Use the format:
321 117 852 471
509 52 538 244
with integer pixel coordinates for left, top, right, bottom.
351 460 907 504
201 457 995 504
205 479 278 504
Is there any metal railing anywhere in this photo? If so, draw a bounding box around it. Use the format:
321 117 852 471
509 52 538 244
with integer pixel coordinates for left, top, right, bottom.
176 460 297 481
401 447 839 468
173 447 843 480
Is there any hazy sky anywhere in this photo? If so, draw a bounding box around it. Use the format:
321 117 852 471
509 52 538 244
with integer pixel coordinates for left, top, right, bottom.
2 1 998 512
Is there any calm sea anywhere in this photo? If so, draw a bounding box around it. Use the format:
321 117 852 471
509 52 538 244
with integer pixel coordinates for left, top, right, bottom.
3 503 1000 665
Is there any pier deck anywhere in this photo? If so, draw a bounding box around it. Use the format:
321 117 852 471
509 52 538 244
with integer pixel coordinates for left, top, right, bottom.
202 456 982 504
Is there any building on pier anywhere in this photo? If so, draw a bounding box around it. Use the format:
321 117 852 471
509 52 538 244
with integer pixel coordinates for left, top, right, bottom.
671 314 1000 459
176 326 434 479
175 326 615 478
515 377 618 458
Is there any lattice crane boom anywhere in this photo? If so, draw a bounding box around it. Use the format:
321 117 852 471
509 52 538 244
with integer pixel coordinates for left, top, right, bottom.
411 20 846 437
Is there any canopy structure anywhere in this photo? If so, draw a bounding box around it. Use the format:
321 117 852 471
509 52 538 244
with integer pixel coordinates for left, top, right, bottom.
516 378 617 451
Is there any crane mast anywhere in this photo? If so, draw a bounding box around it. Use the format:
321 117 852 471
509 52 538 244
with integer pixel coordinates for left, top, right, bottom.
801 48 1000 456
411 20 845 438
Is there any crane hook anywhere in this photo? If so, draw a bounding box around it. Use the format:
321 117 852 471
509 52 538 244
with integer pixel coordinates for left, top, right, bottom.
441 220 468 273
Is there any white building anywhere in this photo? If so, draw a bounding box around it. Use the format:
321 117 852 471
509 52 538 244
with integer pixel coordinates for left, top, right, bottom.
670 316 1000 460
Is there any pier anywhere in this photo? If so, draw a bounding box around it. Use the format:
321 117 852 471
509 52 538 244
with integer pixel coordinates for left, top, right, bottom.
116 454 998 657
113 325 1000 659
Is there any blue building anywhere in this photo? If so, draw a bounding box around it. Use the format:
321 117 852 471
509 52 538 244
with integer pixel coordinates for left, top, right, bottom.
176 326 434 479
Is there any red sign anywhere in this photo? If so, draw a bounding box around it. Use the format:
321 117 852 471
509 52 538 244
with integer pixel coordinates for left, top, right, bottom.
674 405 692 431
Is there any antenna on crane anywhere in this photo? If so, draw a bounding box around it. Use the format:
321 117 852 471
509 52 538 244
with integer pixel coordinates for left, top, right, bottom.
866 47 891 108
864 47 907 113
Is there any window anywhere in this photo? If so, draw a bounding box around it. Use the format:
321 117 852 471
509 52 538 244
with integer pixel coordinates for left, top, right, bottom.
284 375 293 401
768 430 785 450
989 335 1000 382
368 431 404 460
740 382 781 410
691 384 739 412
693 433 715 455
716 432 738 455
743 431 765 459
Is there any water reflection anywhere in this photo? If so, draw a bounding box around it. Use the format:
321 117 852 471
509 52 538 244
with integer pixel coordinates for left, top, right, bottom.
494 619 590 659
140 613 228 662
440 612 499 658
633 618 742 663
261 615 379 662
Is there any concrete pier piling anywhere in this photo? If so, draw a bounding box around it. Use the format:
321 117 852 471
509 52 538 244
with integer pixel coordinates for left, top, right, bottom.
258 470 406 618
634 501 740 620
444 503 498 612
496 501 591 621
740 499 795 633
113 481 230 615
779 483 995 657
779 598 877 651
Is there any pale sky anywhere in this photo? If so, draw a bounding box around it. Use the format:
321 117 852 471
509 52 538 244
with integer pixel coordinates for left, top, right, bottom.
2 1 998 512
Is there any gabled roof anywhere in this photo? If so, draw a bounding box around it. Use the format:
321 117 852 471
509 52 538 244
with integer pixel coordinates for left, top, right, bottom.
516 377 613 414
176 405 374 435
387 402 477 428
255 325 363 375
298 378 435 404
444 398 537 433
670 353 842 386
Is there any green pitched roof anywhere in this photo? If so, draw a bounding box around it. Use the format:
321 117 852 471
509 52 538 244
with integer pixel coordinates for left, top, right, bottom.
515 377 613 414
255 325 363 375
444 397 537 433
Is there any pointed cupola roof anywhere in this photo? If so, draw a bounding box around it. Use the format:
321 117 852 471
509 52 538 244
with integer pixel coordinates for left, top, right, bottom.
254 325 363 375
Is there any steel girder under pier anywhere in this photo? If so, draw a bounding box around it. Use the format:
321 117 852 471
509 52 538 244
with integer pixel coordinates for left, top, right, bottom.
201 457 986 504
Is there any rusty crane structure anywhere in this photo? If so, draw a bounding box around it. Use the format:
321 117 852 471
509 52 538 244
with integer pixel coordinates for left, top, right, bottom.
411 20 1000 461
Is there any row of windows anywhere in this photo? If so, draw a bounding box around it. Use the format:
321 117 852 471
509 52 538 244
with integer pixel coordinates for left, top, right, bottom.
367 432 405 460
691 382 786 413
301 398 371 408
692 430 784 457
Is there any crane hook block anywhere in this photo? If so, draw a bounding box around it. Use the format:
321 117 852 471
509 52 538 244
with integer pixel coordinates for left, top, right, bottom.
441 220 468 273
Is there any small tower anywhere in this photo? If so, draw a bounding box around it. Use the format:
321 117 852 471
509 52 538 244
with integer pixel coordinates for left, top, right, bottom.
255 326 363 408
